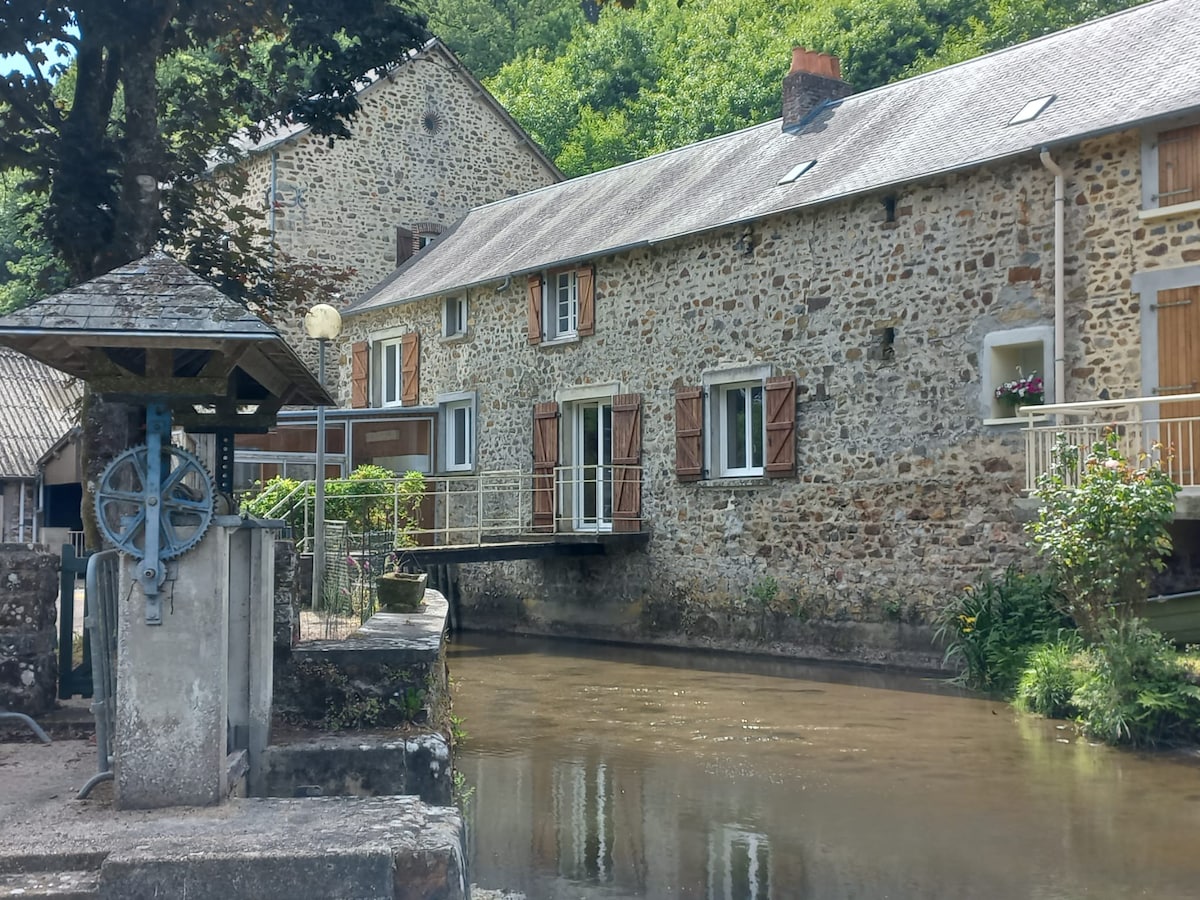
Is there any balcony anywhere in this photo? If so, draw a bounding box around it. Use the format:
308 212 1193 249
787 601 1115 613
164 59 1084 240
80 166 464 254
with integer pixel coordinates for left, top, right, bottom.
1019 393 1200 507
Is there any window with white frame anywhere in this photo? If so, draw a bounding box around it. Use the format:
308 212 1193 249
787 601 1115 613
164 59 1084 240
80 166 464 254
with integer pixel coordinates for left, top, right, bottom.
716 381 765 476
981 325 1053 422
378 337 404 407
443 295 467 338
440 394 475 472
545 269 578 341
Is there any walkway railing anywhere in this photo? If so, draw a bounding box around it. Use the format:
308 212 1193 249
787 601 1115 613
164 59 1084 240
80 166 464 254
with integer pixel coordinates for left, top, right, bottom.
278 466 644 552
1019 393 1200 491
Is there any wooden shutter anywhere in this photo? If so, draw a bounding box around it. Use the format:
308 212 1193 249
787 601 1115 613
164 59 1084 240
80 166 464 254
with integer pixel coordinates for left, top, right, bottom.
765 376 797 477
577 266 595 337
396 227 414 265
527 275 543 345
1158 124 1200 208
532 401 559 531
675 386 704 481
400 331 420 406
611 393 642 532
1156 285 1200 485
351 341 369 408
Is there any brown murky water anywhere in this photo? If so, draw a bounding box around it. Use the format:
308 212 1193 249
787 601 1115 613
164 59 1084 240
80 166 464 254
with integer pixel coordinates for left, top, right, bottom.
449 634 1200 900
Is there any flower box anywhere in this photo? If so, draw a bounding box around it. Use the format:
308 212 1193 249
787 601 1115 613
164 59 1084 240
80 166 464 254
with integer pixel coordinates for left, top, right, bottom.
376 571 427 612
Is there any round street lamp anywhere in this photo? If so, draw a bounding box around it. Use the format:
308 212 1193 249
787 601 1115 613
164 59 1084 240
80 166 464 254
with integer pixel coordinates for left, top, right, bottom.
304 303 342 618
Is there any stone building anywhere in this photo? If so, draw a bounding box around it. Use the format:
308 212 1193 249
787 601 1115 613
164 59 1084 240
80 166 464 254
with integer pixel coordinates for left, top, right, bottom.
326 0 1200 663
223 38 562 486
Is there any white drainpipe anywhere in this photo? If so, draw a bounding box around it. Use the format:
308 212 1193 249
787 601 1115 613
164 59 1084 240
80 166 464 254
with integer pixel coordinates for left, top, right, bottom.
17 482 26 542
1039 148 1066 404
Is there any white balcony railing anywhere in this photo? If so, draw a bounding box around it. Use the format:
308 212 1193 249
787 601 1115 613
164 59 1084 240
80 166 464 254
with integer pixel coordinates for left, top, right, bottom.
1019 392 1200 491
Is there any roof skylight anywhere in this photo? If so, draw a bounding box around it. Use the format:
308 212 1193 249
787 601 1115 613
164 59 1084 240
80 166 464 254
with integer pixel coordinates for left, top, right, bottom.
1008 95 1056 126
778 159 817 185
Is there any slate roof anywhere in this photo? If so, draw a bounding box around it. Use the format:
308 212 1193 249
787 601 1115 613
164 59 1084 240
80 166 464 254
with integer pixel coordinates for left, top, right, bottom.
346 0 1200 317
0 252 333 407
0 346 80 478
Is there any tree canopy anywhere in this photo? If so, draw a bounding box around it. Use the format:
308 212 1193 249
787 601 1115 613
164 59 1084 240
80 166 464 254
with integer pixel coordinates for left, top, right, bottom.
0 0 429 295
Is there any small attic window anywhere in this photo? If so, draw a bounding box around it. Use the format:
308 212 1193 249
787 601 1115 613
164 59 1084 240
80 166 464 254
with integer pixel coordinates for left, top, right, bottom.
778 160 817 185
1008 95 1056 126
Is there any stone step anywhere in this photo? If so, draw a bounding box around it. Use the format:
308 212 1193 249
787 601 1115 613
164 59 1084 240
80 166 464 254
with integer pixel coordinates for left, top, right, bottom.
0 870 100 899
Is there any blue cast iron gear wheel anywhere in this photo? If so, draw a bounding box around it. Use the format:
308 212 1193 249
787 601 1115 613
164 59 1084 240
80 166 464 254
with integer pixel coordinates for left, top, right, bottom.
94 443 215 560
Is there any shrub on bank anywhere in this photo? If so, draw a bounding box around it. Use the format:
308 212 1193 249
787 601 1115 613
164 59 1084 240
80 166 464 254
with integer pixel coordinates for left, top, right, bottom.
1015 636 1084 719
934 566 1070 694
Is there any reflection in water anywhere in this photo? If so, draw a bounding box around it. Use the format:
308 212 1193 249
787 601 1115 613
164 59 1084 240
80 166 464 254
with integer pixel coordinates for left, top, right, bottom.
451 634 1200 900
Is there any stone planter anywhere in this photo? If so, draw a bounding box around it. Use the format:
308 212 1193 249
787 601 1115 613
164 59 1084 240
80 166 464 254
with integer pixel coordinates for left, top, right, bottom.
377 572 427 612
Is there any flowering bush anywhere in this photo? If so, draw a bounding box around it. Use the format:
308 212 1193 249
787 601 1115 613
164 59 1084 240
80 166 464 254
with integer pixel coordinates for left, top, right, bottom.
994 371 1044 406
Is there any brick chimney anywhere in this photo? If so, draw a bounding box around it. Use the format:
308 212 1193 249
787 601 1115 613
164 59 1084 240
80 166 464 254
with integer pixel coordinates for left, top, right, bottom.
782 47 853 133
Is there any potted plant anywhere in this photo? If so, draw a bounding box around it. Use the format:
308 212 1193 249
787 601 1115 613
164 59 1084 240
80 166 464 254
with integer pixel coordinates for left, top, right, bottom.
377 552 427 612
995 370 1045 409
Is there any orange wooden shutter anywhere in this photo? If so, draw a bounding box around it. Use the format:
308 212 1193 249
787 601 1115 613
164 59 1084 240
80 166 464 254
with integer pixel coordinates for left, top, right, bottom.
1156 285 1200 485
577 266 595 337
351 341 369 408
396 227 414 265
1158 124 1200 208
611 393 642 532
532 401 559 531
765 376 796 477
675 386 703 481
400 331 420 406
527 275 543 345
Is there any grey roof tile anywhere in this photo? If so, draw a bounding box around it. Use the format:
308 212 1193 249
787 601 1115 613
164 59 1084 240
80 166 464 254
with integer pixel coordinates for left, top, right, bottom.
0 346 81 478
346 0 1200 316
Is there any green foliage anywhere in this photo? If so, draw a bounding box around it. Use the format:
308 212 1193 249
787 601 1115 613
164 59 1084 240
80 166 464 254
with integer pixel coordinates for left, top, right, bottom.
933 566 1071 693
485 0 1152 176
1015 636 1084 718
748 575 779 609
0 172 67 312
425 0 585 80
1026 434 1180 639
1073 619 1200 747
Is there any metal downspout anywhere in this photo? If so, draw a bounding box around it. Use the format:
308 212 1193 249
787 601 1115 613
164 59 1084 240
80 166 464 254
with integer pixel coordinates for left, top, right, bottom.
1040 149 1066 404
17 480 25 542
268 150 279 271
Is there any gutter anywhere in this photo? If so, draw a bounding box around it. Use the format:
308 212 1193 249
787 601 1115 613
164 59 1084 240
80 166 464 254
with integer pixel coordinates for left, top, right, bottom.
1039 148 1066 405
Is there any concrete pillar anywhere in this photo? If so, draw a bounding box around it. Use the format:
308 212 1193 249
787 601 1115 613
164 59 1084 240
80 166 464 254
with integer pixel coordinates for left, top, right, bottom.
115 525 231 808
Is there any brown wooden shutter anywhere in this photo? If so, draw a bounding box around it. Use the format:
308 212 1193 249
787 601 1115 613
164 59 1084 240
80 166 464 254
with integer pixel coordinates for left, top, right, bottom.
577 266 595 337
611 393 642 532
351 341 369 408
400 331 420 406
675 386 703 481
765 376 797 477
527 275 543 345
1156 285 1200 485
532 401 559 531
1159 124 1200 208
396 227 414 265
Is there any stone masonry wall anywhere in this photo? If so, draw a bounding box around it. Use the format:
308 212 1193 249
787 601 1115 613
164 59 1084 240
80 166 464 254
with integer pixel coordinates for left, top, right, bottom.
338 128 1200 663
0 544 59 716
232 45 560 373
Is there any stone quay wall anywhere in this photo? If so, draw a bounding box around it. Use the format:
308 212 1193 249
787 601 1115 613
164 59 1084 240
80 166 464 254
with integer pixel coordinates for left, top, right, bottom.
339 128 1200 662
0 544 59 716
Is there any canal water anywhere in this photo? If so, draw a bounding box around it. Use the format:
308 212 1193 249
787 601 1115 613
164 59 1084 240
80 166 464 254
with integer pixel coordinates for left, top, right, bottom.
449 633 1200 900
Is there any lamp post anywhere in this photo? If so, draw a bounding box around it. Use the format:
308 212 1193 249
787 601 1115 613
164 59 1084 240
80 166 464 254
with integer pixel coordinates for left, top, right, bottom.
303 303 342 615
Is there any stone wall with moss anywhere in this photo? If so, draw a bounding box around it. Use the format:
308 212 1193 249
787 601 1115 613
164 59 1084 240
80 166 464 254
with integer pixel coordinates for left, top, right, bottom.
0 544 58 716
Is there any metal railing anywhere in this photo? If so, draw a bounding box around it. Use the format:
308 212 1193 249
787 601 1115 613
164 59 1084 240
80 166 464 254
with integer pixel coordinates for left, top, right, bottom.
66 530 87 557
1019 393 1200 491
274 466 644 552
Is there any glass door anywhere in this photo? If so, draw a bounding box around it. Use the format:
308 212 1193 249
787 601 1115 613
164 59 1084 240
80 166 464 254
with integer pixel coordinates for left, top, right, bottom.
573 400 612 531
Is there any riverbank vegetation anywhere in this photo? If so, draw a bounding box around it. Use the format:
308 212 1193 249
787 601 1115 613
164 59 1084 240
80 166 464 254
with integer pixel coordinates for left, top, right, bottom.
938 435 1200 748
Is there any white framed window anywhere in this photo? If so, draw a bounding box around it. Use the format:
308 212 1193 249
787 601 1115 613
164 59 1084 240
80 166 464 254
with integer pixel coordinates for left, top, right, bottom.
702 365 770 479
379 337 404 407
545 269 578 341
981 325 1053 423
443 295 468 338
438 392 475 472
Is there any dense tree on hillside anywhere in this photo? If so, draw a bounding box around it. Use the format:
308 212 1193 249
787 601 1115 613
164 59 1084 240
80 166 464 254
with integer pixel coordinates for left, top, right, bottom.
0 172 67 313
423 0 585 80
485 0 1151 177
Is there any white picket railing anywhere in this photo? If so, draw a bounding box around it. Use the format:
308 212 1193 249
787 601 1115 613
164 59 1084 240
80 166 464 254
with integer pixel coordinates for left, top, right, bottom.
1019 392 1200 491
